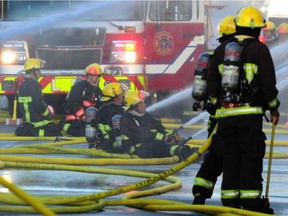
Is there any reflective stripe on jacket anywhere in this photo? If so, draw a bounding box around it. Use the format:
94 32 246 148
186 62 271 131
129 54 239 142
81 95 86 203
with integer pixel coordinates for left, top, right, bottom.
216 106 263 118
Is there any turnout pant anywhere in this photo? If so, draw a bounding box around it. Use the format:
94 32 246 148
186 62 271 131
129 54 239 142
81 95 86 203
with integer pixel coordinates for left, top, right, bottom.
192 116 222 198
214 114 266 208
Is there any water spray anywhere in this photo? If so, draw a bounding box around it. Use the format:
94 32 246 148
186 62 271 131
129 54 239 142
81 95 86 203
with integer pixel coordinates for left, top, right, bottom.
147 86 192 113
0 1 121 41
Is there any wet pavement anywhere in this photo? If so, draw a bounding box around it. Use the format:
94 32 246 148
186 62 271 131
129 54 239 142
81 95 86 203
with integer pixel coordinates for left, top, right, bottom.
0 114 288 216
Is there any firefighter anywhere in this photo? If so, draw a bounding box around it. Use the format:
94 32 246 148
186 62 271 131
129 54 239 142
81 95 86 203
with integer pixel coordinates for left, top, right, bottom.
261 21 279 48
97 82 127 152
59 63 103 136
192 15 236 205
276 22 288 44
207 6 279 214
15 58 62 137
120 90 197 159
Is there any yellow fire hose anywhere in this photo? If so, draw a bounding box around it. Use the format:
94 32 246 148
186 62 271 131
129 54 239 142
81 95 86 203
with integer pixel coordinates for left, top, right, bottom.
0 135 85 142
0 154 179 166
0 175 55 216
0 160 180 213
0 126 215 214
0 122 286 215
105 199 271 216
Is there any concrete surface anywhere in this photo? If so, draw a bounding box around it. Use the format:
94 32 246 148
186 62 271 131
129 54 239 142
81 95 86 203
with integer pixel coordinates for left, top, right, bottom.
0 113 287 216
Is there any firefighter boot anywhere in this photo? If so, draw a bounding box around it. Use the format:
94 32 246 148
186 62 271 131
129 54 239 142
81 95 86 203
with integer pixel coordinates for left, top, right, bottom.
192 193 206 205
243 206 274 214
243 201 274 214
179 145 198 161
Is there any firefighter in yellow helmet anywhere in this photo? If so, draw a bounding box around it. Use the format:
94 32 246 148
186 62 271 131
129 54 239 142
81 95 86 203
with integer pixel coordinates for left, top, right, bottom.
59 63 103 136
15 58 62 137
276 22 288 44
207 6 279 214
96 82 127 152
120 90 197 159
218 15 236 42
192 15 236 205
261 21 279 48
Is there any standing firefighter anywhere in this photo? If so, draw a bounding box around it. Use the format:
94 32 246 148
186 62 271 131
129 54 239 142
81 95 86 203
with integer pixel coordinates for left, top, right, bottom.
261 21 279 48
120 90 197 159
276 22 288 44
59 63 103 136
207 6 279 214
97 82 127 152
15 58 62 137
192 15 236 205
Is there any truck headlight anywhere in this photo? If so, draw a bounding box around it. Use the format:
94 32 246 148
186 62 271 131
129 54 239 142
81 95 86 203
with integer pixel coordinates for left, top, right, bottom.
1 41 28 65
1 51 17 64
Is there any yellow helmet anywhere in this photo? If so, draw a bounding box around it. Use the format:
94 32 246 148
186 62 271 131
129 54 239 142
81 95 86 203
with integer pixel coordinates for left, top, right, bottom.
263 21 275 31
124 90 149 111
101 82 125 102
24 58 46 72
85 63 102 76
276 22 288 35
235 6 265 28
219 15 236 38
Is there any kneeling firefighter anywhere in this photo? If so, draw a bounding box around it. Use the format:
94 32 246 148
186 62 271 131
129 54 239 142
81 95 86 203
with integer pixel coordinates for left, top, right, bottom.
15 58 62 137
120 90 197 159
207 6 279 214
59 63 103 136
97 82 127 152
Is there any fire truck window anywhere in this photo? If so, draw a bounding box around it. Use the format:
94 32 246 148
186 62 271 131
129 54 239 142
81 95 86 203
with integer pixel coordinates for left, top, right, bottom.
72 1 145 21
4 1 145 21
149 1 192 21
5 0 68 20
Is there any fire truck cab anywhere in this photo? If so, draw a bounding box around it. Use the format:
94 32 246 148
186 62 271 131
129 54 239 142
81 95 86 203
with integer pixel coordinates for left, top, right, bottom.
0 0 211 116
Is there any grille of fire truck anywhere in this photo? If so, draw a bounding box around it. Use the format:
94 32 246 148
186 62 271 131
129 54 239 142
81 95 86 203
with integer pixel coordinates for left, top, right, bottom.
36 47 102 70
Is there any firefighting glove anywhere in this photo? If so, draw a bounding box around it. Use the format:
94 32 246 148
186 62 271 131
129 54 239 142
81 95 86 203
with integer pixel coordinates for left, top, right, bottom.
164 133 184 144
46 105 55 120
270 109 280 126
205 97 217 116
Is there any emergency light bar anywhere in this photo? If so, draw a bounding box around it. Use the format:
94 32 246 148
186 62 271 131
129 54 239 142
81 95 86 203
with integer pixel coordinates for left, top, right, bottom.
109 40 136 64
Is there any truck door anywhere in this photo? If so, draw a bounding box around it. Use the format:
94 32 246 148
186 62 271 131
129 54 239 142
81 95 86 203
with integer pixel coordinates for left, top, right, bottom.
144 0 205 93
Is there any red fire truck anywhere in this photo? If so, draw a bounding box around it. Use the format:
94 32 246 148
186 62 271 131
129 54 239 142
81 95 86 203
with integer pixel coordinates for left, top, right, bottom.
0 0 213 115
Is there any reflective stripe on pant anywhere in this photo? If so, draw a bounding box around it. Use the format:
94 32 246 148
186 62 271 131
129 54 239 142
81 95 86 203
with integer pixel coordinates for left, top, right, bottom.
192 145 222 198
192 115 221 199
